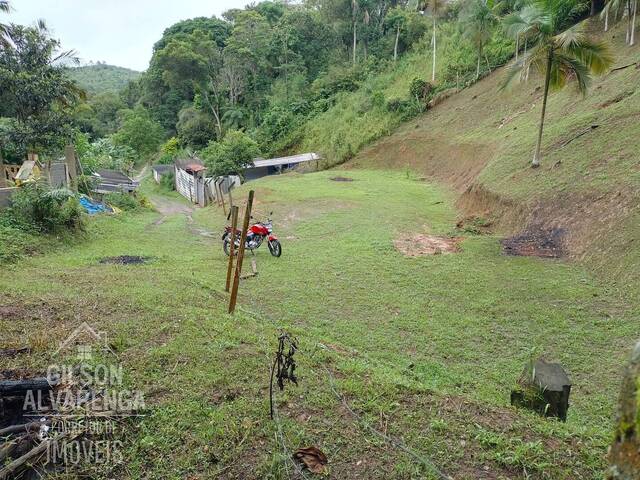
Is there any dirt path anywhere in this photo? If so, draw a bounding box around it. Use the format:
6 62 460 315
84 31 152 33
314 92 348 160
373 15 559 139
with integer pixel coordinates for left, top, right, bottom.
148 196 216 238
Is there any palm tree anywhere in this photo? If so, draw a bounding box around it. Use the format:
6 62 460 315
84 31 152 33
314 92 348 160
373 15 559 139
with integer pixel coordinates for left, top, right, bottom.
0 1 10 47
411 0 447 81
504 2 613 168
428 0 447 82
461 0 499 79
601 0 637 44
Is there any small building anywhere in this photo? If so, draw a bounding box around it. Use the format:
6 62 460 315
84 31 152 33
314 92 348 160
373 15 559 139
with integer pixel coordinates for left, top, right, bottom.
175 158 208 206
92 169 139 194
244 152 321 181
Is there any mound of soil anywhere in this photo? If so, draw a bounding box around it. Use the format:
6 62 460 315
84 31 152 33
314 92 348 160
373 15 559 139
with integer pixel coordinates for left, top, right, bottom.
330 176 354 182
501 227 566 258
394 234 462 256
99 255 151 265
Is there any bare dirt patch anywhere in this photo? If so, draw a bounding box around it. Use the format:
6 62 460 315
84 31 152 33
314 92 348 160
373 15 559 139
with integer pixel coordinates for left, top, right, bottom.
501 227 566 258
330 176 354 182
394 234 462 256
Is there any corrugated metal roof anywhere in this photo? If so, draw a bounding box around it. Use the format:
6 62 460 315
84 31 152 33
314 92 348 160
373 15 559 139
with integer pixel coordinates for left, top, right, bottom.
249 153 321 169
185 163 206 173
95 169 133 184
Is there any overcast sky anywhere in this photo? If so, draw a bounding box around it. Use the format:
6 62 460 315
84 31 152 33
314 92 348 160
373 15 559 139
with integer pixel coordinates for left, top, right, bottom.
5 0 248 71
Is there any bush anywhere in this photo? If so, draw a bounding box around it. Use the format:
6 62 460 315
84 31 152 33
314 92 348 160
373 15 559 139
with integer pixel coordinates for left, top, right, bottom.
159 172 175 191
409 78 434 103
80 138 137 174
103 192 144 211
9 182 85 233
201 131 261 177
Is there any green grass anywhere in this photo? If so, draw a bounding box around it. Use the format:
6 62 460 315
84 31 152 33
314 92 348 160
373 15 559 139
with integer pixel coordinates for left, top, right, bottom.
1 169 634 479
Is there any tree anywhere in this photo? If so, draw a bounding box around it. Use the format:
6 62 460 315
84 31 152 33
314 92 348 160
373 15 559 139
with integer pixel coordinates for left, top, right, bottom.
502 3 548 71
386 7 408 62
503 4 613 167
156 30 225 138
601 0 637 44
0 0 9 46
461 0 499 80
413 0 447 81
0 21 84 157
176 106 217 149
200 130 261 177
112 107 164 159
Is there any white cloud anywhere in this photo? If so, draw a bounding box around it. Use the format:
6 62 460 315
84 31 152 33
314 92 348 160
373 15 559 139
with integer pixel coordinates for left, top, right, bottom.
5 0 247 71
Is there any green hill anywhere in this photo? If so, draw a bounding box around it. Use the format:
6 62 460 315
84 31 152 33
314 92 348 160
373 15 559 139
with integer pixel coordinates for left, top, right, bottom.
69 63 142 95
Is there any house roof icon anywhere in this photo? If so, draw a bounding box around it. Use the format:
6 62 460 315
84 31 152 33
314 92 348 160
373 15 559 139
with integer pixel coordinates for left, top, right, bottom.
53 322 116 357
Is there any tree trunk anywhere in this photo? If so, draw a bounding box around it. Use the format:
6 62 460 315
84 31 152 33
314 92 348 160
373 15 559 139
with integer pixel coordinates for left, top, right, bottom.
432 17 437 82
476 45 482 79
393 24 400 62
353 20 357 65
627 0 632 44
533 50 553 168
515 34 519 61
631 0 637 45
605 8 609 31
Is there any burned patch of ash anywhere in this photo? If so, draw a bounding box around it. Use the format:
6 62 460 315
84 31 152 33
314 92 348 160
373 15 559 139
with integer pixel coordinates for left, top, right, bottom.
330 176 354 182
99 255 152 265
501 227 566 258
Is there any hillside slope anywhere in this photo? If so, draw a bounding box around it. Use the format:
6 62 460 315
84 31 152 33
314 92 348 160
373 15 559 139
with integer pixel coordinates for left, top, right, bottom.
349 22 639 286
69 64 141 95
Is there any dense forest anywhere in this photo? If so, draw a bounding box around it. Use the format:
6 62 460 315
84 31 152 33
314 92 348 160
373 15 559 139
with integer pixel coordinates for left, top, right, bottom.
68 63 142 95
0 0 632 173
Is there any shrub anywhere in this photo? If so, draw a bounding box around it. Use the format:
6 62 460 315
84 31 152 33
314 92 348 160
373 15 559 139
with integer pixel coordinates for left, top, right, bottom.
409 78 434 103
159 172 175 191
104 192 144 211
80 138 137 174
201 131 261 177
9 182 85 233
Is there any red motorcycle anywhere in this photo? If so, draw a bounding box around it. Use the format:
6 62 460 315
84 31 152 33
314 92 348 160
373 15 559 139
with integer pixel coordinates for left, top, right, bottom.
222 213 282 257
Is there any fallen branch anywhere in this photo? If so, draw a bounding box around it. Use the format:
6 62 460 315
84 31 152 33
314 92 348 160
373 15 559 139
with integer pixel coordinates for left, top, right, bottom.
0 435 55 480
560 124 599 148
0 421 45 437
0 378 52 396
610 62 638 73
0 347 30 358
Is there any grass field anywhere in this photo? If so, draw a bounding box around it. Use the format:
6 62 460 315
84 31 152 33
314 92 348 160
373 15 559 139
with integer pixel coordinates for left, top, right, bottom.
1 170 636 479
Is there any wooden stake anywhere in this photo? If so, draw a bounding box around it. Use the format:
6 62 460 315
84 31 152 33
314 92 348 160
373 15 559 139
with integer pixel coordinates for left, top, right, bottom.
225 206 239 292
219 179 227 216
228 191 254 314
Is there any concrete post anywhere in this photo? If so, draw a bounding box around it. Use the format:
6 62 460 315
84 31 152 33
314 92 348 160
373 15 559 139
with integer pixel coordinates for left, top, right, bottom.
64 144 78 190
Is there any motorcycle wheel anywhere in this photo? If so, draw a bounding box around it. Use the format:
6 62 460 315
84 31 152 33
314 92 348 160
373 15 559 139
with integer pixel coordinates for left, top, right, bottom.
223 238 231 256
268 240 282 258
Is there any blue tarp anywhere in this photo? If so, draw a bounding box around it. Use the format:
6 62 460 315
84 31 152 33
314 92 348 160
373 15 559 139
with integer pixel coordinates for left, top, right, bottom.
79 196 113 215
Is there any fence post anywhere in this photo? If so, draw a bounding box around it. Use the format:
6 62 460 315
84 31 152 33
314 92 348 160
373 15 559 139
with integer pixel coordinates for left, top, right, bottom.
64 144 78 190
0 150 5 188
228 190 254 314
219 179 227 216
225 206 239 292
228 180 234 210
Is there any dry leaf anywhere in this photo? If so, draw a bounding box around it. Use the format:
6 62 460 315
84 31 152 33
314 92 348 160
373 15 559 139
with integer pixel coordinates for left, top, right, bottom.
293 446 328 474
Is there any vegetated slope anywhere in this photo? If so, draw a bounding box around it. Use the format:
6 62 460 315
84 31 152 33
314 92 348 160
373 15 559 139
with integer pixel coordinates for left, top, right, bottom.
69 64 141 95
349 21 640 286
